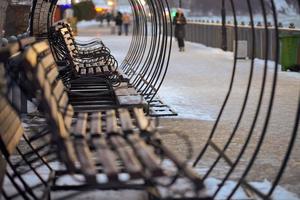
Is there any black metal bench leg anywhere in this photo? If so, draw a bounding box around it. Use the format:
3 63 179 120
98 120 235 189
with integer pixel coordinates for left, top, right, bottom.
22 135 53 171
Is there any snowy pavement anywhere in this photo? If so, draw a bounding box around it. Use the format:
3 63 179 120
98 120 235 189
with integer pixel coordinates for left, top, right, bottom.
75 20 300 199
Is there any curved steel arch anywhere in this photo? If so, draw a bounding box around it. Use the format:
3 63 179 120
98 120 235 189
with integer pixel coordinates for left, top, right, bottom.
28 0 300 199
29 0 172 106
191 0 300 199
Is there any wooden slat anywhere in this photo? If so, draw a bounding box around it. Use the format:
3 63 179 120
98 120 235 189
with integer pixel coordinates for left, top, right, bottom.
0 97 24 155
53 80 65 101
6 125 23 155
117 96 146 106
65 38 74 46
68 44 76 52
114 87 138 96
73 113 97 183
118 109 163 176
102 65 109 73
32 41 50 55
47 95 68 139
36 64 46 87
40 53 56 71
0 97 7 111
36 64 77 169
0 110 20 145
133 109 203 186
64 105 74 131
24 47 38 69
88 68 94 75
90 112 119 181
118 109 134 132
80 68 86 75
43 81 52 109
58 92 69 112
46 67 58 85
95 66 101 74
106 110 142 177
133 108 150 131
0 100 12 123
106 110 119 134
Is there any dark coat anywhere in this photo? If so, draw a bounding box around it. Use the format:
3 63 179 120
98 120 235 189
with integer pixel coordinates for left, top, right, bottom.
115 13 123 25
173 14 187 39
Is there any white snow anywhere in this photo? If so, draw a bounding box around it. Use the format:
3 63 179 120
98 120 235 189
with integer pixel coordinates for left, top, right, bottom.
77 20 102 29
251 180 300 200
3 20 300 199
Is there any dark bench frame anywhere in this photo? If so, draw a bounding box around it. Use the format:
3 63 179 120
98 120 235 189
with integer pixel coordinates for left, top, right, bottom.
0 38 209 200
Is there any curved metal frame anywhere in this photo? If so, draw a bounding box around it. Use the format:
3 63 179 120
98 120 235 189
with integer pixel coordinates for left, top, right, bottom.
192 0 300 199
29 0 172 106
26 0 300 199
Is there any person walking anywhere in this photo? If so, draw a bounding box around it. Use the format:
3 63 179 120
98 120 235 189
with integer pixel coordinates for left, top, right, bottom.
106 12 113 26
115 11 123 35
122 12 131 36
173 10 187 52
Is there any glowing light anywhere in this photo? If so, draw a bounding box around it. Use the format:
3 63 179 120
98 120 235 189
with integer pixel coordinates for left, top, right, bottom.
95 7 104 12
107 0 114 6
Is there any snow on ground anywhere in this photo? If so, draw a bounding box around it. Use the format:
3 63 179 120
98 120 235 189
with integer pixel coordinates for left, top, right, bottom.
4 21 297 199
4 159 298 199
77 20 101 29
76 24 300 124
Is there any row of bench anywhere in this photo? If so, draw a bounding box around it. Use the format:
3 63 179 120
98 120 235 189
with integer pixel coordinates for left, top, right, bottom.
0 23 209 199
47 22 144 111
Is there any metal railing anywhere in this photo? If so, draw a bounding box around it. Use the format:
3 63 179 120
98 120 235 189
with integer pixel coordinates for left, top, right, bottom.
184 20 300 61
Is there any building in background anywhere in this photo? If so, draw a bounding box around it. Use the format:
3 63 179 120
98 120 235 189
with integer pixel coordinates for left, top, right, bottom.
0 0 32 36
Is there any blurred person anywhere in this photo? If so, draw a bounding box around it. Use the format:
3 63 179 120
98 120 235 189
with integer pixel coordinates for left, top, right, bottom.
115 11 123 35
173 9 187 52
106 12 113 26
122 12 131 36
96 12 105 26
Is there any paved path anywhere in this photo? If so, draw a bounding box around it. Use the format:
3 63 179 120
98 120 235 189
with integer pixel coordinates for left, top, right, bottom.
77 20 300 196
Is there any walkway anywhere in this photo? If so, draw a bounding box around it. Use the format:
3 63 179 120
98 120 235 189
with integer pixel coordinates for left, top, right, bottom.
75 20 300 198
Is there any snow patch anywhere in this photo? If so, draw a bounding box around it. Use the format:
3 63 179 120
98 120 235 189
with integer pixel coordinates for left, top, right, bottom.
77 20 101 29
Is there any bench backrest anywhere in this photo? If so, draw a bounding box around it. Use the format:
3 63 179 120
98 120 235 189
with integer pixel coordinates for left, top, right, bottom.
57 28 118 76
0 45 26 193
0 87 25 194
0 95 24 157
59 28 78 59
0 37 36 158
21 41 76 170
0 46 56 199
57 22 76 39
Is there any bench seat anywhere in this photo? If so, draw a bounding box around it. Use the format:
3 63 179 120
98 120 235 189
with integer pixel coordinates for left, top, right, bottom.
1 39 208 199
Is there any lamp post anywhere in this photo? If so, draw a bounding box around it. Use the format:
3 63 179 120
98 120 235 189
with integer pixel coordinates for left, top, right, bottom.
221 0 227 51
179 0 182 8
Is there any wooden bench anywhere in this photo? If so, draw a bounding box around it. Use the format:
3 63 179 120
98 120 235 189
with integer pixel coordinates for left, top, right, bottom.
12 40 208 199
0 46 53 200
60 28 118 75
53 22 105 50
35 39 145 111
0 36 61 163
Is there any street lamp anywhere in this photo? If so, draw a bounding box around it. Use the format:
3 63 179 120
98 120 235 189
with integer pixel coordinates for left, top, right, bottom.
179 0 182 8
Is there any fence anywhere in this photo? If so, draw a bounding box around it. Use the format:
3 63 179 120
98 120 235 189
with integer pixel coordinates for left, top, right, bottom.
184 20 300 61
